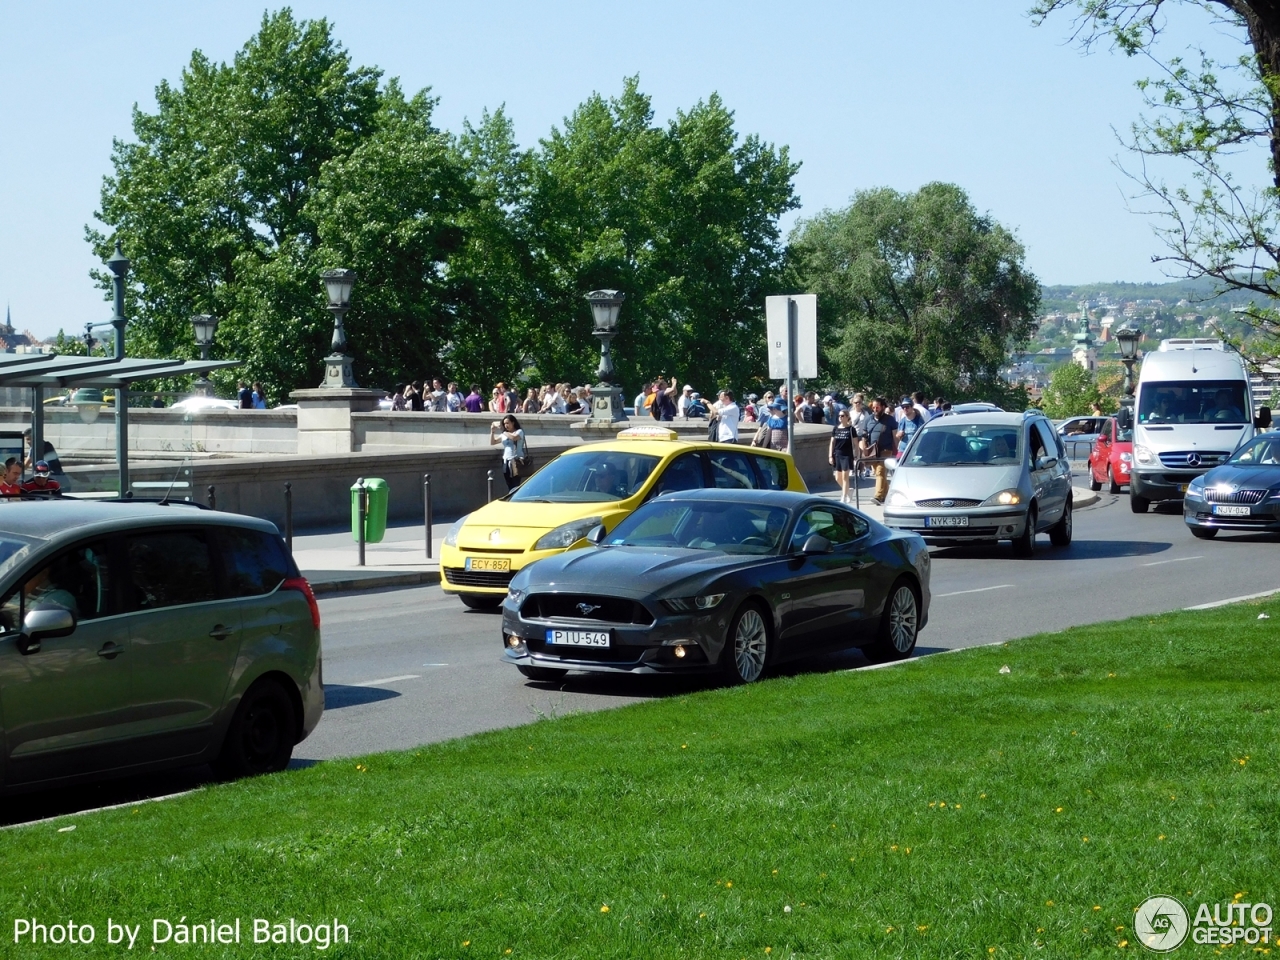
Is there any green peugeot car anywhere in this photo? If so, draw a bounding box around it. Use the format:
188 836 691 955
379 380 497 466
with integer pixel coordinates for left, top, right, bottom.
0 499 323 790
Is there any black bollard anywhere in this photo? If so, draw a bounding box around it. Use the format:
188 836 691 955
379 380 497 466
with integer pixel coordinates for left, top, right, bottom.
207 485 216 510
284 482 293 551
487 469 494 503
423 474 432 559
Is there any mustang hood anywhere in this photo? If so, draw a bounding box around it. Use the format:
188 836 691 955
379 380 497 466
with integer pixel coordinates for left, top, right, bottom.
519 546 764 596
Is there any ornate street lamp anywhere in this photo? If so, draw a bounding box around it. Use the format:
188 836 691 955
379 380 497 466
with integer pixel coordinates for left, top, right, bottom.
191 314 219 397
71 387 105 424
320 269 358 388
586 289 628 423
1115 325 1142 396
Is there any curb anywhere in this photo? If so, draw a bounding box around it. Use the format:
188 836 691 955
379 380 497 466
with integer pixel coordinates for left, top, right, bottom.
307 570 441 595
1072 486 1100 508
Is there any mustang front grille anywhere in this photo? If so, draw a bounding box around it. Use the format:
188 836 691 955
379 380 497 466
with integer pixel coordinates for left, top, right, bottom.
522 594 654 626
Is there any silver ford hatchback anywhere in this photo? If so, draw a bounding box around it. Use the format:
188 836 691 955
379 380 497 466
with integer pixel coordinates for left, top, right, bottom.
0 499 322 790
881 411 1074 556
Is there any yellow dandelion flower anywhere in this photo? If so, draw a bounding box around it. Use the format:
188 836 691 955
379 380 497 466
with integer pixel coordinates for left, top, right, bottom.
764 949 772 955
980 792 987 798
989 948 997 955
681 744 687 749
885 926 894 933
504 951 512 956
699 913 706 919
1108 672 1116 678
929 802 936 808
1047 901 1055 907
904 848 911 855
1158 834 1166 840
1235 892 1247 901
955 804 961 809
1116 926 1125 932
940 802 947 808
890 844 898 851
917 925 929 932
1037 927 1044 933
1082 836 1090 843
600 905 610 913
726 882 732 888
1094 905 1102 911
1055 807 1064 813
772 869 778 875
462 941 470 948
1119 939 1129 948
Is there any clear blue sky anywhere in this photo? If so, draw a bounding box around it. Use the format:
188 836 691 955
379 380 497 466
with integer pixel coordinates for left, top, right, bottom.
0 1 1257 339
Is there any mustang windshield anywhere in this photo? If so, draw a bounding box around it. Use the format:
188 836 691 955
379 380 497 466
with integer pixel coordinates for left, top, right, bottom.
904 422 1022 466
1228 436 1280 465
509 450 660 503
609 501 790 555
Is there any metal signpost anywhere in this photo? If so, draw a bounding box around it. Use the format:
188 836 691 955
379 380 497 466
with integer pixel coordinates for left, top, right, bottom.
765 294 818 455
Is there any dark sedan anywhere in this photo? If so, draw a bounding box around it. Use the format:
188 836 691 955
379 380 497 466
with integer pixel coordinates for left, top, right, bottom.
1183 431 1280 538
500 489 931 683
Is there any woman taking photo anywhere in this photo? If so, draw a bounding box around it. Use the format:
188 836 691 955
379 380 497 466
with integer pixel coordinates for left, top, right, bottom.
490 414 529 489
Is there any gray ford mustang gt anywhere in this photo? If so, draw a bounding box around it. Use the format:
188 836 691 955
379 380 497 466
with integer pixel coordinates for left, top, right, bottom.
500 489 931 683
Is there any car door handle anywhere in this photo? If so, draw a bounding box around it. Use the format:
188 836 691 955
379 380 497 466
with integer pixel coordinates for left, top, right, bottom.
849 558 875 570
209 624 233 641
97 642 123 660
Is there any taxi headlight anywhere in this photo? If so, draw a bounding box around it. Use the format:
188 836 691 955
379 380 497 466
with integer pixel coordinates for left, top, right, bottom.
534 517 602 551
885 490 912 507
443 515 469 547
1134 444 1154 465
982 488 1022 506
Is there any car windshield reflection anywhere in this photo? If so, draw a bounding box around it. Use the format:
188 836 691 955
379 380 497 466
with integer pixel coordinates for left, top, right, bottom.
608 501 790 555
1228 436 1280 465
904 422 1022 466
509 451 660 503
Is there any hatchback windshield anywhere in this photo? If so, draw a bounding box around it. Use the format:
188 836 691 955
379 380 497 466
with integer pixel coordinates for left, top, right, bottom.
903 422 1022 466
608 500 790 555
509 450 660 503
1228 436 1280 465
0 532 36 583
1138 380 1249 425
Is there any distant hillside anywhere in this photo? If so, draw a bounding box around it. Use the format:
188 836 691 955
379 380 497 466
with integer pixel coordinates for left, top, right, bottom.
1039 278 1273 314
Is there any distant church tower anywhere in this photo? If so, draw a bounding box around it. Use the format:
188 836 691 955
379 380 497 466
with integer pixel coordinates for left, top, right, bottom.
1071 316 1097 374
1 304 13 336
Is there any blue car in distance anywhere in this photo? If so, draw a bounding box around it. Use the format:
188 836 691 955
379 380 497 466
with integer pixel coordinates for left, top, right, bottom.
1183 431 1280 538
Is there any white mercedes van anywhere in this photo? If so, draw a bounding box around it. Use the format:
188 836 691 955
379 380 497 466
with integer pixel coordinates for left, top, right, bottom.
1130 338 1254 512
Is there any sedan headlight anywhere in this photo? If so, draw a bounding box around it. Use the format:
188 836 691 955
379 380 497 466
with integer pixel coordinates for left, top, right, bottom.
443 514 469 547
1185 478 1205 500
1134 444 1155 465
885 490 912 507
982 488 1022 506
662 593 726 613
533 517 603 551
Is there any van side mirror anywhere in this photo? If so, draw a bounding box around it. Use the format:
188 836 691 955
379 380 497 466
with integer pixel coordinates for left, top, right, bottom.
20 606 76 654
586 524 607 546
800 534 833 555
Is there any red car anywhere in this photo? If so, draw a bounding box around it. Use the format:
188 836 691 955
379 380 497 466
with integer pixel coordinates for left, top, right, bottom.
1087 416 1133 493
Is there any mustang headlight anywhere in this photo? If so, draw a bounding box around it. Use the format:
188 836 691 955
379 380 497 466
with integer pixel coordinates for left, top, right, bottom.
982 488 1022 506
443 514 469 547
1134 444 1155 465
662 593 726 613
885 490 912 507
534 517 603 551
507 586 527 606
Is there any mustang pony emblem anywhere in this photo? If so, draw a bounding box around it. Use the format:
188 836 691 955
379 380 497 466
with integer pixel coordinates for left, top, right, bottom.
577 603 602 617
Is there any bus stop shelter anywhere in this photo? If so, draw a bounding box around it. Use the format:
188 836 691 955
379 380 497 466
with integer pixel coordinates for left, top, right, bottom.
0 353 241 495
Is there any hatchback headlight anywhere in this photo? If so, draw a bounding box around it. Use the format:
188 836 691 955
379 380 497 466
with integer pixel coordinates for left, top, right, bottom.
885 490 912 507
1119 452 1133 463
443 515 469 547
534 517 602 551
1134 444 1155 465
982 488 1022 506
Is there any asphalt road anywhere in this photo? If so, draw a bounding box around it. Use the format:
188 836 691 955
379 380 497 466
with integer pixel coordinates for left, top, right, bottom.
5 494 1274 825
296 493 1277 761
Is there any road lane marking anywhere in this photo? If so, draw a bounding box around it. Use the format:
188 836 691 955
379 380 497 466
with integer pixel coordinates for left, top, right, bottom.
421 663 449 667
1142 555 1203 566
935 584 1013 598
350 674 421 687
1185 588 1280 610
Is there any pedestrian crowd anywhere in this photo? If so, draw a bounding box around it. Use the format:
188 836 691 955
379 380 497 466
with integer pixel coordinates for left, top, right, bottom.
386 380 597 415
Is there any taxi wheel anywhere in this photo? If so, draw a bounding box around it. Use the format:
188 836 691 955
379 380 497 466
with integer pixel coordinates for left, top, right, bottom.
517 665 568 682
1108 467 1123 495
459 593 503 610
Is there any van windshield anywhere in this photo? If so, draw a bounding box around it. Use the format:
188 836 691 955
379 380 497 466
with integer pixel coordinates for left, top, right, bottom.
903 422 1022 466
509 451 660 503
1138 380 1248 425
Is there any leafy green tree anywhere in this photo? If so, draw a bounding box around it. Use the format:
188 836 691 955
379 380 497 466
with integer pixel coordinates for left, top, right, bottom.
89 10 467 396
522 78 799 392
789 183 1040 403
1032 1 1280 359
1041 362 1110 418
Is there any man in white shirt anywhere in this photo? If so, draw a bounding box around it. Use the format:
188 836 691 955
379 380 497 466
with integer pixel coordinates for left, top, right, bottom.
429 378 447 412
715 390 740 442
446 382 464 412
678 384 695 417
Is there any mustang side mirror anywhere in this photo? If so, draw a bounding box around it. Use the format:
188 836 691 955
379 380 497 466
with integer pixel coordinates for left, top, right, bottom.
586 524 607 546
800 534 833 555
19 606 76 655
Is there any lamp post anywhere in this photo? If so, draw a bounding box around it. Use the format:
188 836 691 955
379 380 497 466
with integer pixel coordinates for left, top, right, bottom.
320 269 358 388
1115 326 1141 397
71 388 105 424
586 289 628 424
106 240 131 495
191 314 219 397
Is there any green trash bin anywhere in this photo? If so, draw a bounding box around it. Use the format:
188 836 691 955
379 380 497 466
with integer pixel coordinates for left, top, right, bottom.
351 477 389 544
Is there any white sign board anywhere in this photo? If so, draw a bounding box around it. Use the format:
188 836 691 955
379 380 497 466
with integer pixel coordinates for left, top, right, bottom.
765 294 818 379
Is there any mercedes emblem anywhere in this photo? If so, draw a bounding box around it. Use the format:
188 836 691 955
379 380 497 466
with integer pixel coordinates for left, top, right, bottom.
1185 452 1201 467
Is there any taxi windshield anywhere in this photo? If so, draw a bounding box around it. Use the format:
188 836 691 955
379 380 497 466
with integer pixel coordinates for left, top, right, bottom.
509 450 660 503
1228 436 1280 465
904 422 1022 466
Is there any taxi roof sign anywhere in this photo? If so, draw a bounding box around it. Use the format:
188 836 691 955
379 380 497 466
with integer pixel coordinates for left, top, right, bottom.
617 425 679 440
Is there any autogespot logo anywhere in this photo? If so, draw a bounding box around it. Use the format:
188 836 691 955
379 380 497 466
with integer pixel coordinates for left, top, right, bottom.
1135 896 1190 952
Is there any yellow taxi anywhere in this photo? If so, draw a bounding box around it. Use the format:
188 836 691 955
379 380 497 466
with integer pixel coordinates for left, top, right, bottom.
439 426 807 607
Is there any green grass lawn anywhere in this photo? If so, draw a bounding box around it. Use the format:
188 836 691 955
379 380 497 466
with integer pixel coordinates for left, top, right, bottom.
2 599 1278 958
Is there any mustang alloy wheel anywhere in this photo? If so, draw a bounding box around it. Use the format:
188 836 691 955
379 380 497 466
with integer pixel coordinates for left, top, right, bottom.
863 580 919 663
724 604 770 683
